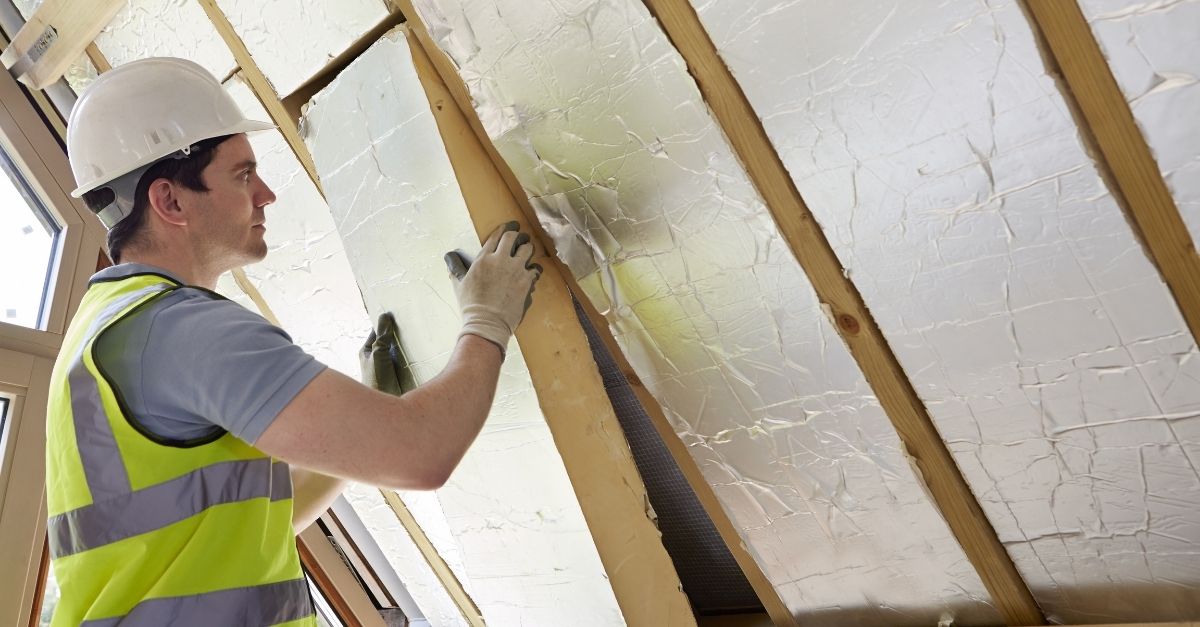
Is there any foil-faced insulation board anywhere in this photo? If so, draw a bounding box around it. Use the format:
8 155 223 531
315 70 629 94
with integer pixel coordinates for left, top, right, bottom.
303 30 625 626
61 54 97 96
215 0 392 96
220 79 463 624
223 76 370 377
688 0 1200 622
409 0 1003 623
93 0 236 80
1079 0 1200 247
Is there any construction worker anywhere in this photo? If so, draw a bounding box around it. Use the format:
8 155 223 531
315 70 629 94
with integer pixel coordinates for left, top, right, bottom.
46 57 541 625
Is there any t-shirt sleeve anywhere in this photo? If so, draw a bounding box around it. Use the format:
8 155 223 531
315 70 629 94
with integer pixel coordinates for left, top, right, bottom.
132 289 327 443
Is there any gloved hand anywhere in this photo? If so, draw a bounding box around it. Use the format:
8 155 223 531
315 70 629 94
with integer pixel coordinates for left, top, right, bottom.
359 312 417 397
444 221 543 358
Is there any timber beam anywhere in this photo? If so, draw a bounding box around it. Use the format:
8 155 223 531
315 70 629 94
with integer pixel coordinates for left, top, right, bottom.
196 0 324 196
0 0 121 89
402 25 697 626
638 0 1045 624
392 2 798 624
1022 0 1200 346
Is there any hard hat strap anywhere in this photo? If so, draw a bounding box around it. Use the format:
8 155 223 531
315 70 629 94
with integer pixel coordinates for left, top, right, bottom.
88 144 199 230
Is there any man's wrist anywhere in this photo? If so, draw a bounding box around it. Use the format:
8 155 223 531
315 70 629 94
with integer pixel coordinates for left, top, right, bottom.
458 331 507 362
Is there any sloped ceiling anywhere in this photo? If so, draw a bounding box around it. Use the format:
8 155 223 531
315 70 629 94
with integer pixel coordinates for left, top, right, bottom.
688 0 1200 621
43 0 1200 623
303 30 625 626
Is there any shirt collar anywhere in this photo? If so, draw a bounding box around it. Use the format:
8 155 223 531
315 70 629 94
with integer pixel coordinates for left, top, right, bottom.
89 263 186 287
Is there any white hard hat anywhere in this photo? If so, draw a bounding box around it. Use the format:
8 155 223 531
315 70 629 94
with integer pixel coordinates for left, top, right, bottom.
66 57 274 228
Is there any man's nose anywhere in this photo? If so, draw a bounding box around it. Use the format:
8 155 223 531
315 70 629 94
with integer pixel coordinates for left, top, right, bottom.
255 178 277 207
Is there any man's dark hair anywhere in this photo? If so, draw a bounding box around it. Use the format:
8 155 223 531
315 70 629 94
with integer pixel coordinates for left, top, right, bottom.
91 134 235 263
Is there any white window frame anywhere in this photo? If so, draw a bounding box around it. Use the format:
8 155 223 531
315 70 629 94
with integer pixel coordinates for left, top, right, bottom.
0 53 106 625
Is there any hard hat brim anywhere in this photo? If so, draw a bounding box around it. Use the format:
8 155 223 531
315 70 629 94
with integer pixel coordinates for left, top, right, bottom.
70 119 276 198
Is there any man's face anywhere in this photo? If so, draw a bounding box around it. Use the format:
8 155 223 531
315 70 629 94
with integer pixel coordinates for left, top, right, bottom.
180 134 276 269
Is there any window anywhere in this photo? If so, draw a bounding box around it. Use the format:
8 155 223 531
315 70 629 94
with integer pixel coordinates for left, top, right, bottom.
0 396 8 445
305 575 346 627
35 555 57 627
0 144 60 329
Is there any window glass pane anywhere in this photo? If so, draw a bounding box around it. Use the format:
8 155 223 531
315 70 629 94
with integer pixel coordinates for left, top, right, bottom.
36 560 59 626
0 145 60 329
305 575 346 627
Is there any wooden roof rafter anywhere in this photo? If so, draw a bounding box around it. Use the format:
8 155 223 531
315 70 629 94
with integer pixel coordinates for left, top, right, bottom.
637 0 1047 624
1021 0 1200 345
0 0 121 89
170 7 696 625
391 2 798 625
196 0 324 197
399 24 698 625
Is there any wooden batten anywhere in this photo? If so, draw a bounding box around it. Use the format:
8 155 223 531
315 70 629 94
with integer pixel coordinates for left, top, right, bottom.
638 0 1045 624
402 25 697 626
379 490 485 627
195 0 324 197
83 42 110 73
393 2 797 624
1021 0 1200 347
0 0 122 89
278 8 407 125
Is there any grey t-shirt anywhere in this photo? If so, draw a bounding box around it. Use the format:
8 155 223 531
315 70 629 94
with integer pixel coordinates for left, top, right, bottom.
91 264 327 444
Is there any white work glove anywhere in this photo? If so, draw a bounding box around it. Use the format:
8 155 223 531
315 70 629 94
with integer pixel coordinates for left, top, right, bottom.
444 221 543 358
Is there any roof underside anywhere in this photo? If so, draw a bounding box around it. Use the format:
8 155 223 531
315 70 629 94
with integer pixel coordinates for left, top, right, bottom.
37 0 1200 624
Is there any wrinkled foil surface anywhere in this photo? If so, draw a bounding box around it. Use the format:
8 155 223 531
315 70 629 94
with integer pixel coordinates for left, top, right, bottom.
216 0 391 95
223 77 370 376
411 0 1005 623
304 30 625 626
691 0 1200 621
1080 0 1200 248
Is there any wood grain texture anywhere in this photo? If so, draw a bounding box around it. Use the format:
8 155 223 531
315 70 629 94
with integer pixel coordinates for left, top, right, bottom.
403 25 697 626
638 0 1045 624
393 2 796 624
380 490 485 627
231 267 282 327
1022 0 1200 350
297 531 369 627
0 0 122 89
196 0 324 197
83 42 110 73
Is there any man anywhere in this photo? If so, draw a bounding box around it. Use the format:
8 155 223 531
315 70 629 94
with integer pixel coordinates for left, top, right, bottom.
45 57 541 625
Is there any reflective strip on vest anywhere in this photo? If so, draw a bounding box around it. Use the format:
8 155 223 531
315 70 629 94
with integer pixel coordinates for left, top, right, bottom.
78 577 313 627
49 459 292 558
67 285 169 501
48 274 312 626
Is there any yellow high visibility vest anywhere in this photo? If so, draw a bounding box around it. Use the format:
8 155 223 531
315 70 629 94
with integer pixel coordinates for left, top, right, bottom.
45 271 316 626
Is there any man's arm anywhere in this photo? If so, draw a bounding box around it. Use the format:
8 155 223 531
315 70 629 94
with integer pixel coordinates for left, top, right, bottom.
257 222 537 493
257 334 502 490
288 312 418 532
290 467 346 531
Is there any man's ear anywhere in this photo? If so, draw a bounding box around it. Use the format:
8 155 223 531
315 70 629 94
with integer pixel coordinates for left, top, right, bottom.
145 178 188 227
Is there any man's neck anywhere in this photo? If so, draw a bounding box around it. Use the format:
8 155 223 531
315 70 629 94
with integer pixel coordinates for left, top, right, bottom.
119 250 223 290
